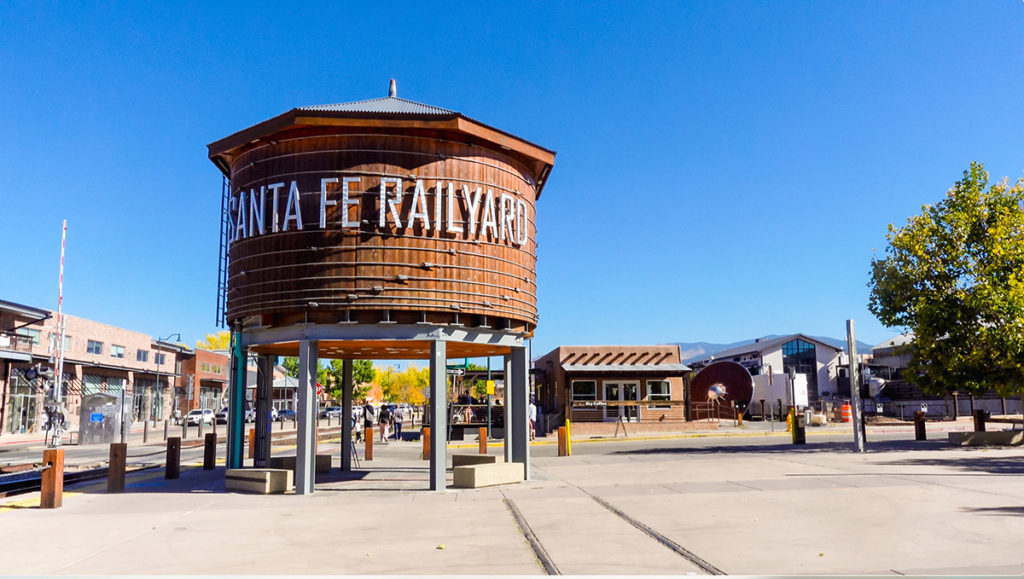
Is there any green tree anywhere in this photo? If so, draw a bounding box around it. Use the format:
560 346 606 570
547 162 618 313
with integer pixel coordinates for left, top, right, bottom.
868 162 1024 396
281 357 300 378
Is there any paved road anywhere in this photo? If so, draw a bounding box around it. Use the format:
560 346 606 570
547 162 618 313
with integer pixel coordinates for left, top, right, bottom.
1 429 1022 575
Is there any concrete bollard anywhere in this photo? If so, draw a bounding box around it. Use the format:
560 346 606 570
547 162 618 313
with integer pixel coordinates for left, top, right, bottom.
199 419 204 439
365 426 374 461
914 411 927 441
203 433 217 470
165 437 181 479
248 428 255 459
40 448 64 509
421 427 429 461
107 442 127 493
557 426 568 456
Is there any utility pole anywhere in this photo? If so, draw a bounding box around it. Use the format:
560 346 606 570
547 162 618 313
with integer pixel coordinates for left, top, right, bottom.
847 319 865 452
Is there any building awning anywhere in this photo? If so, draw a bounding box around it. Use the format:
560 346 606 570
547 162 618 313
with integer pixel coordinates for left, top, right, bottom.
562 363 691 374
0 350 32 362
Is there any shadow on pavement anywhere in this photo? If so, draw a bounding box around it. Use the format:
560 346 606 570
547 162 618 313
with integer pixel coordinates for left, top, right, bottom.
610 438 950 455
961 505 1024 516
872 454 1024 475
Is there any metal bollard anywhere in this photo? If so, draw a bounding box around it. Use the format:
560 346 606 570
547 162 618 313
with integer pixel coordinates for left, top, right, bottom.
973 409 987 432
913 411 927 441
163 419 169 441
199 419 204 439
421 427 429 460
203 433 217 470
40 448 64 508
143 420 149 443
557 426 568 456
479 427 487 454
365 426 374 461
182 419 187 439
165 437 181 479
108 443 127 492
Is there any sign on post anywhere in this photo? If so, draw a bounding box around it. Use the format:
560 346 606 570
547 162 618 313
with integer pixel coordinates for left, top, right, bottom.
793 374 809 408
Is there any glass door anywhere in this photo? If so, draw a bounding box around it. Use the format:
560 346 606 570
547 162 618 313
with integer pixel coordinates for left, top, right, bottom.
622 382 640 422
603 383 619 420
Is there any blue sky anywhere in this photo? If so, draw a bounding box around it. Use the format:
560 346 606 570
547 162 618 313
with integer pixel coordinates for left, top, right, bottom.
2 1 1022 357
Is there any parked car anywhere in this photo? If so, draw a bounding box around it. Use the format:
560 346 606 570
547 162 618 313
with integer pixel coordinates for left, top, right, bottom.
277 408 296 422
186 408 215 425
319 406 343 419
215 407 229 424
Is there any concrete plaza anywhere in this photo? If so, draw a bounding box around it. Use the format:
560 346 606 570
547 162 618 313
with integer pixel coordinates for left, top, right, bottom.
1 425 1022 576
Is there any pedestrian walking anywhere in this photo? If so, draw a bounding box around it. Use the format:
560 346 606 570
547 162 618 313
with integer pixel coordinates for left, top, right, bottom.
379 404 392 443
529 398 537 440
393 405 404 441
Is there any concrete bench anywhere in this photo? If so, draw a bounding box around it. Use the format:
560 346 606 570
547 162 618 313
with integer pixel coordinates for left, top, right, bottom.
452 462 524 488
268 454 332 474
452 454 503 467
225 468 293 494
948 431 1024 447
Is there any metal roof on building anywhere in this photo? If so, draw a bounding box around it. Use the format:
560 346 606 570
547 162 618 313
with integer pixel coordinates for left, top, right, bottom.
562 363 691 373
298 96 456 116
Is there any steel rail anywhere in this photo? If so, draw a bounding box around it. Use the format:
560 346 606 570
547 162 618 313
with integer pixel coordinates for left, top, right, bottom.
501 492 561 575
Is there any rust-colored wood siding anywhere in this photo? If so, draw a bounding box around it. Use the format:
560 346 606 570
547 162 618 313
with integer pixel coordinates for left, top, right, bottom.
225 127 538 330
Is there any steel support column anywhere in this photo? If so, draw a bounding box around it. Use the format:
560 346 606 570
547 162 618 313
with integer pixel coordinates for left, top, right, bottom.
429 340 447 491
254 354 273 467
503 355 513 464
341 359 353 471
296 339 318 494
510 346 530 479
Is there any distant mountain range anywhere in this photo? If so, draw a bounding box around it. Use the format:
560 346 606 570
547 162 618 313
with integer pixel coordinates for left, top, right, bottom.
675 334 876 364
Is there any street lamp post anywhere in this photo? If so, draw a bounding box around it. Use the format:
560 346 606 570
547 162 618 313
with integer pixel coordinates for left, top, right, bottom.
156 333 181 427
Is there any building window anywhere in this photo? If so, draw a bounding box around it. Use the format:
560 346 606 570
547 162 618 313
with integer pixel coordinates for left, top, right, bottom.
571 380 597 401
782 338 818 391
87 340 103 355
15 328 41 345
111 345 125 359
48 332 71 351
137 349 149 362
155 353 166 365
647 380 671 409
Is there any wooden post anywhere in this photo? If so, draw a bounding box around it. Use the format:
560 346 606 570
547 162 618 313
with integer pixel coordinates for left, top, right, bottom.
203 433 217 470
40 448 64 509
248 428 255 459
557 426 567 456
913 411 927 441
973 409 986 432
479 427 487 454
422 426 430 460
108 442 127 493
365 426 373 461
165 437 181 479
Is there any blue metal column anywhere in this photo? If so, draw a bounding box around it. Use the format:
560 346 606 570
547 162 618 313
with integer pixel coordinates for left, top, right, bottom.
254 354 273 467
429 340 447 491
296 339 318 495
510 346 530 479
226 325 246 469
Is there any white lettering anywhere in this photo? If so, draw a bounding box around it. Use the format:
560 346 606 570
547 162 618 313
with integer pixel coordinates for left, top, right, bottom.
249 187 266 237
320 178 338 228
499 193 514 241
463 185 482 235
434 181 442 234
283 181 303 231
516 198 528 245
446 182 463 234
268 182 285 233
235 191 247 241
481 189 498 239
228 196 238 242
379 178 403 228
409 179 430 230
341 177 360 228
